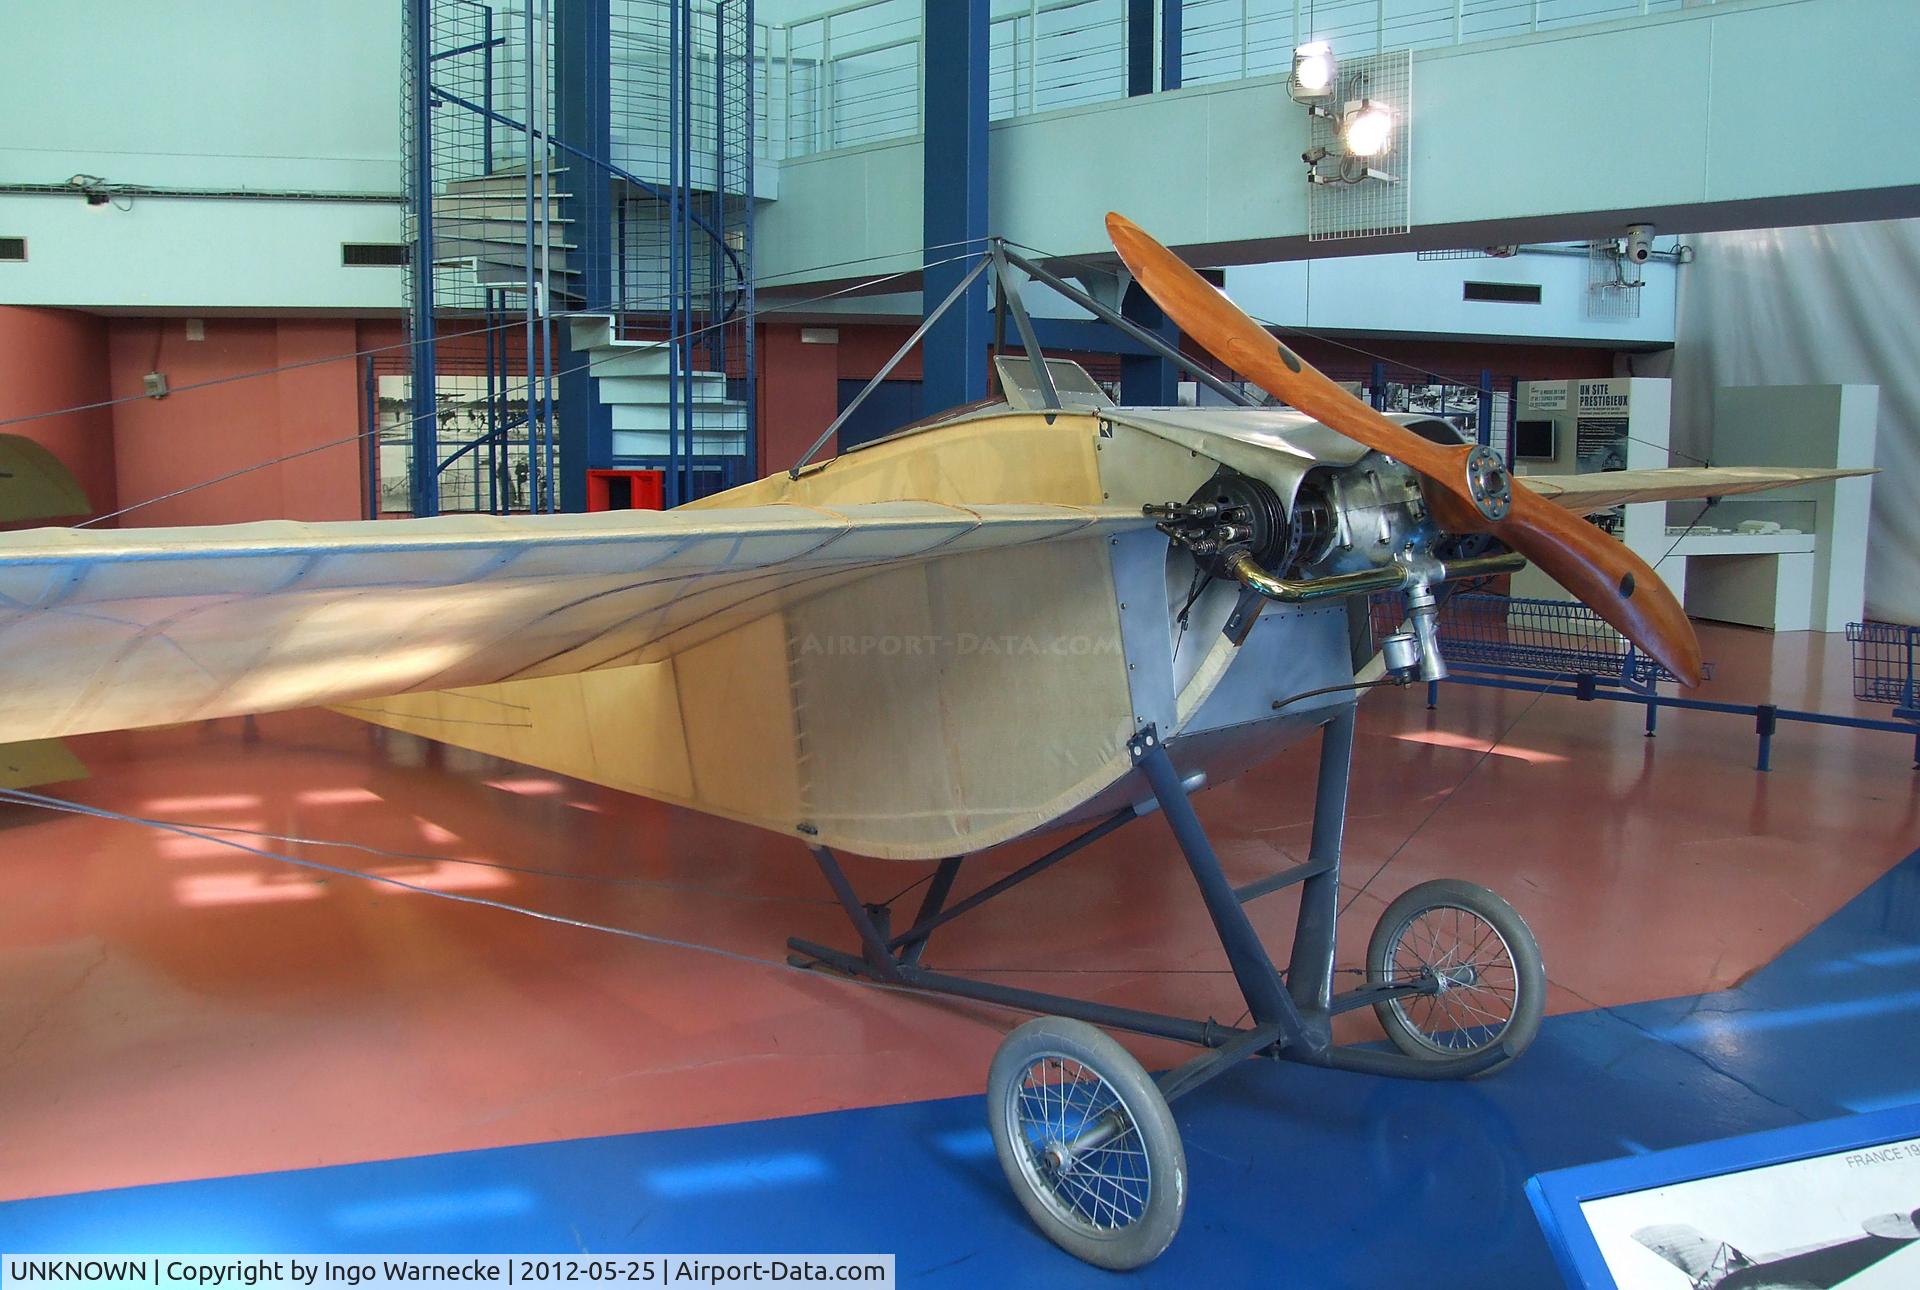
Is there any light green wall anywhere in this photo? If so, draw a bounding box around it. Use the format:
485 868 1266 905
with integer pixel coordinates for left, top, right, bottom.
757 0 1920 286
0 0 401 192
0 0 405 310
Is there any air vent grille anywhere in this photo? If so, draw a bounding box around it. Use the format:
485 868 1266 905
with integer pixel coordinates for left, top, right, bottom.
1463 281 1541 304
342 243 408 267
0 237 25 262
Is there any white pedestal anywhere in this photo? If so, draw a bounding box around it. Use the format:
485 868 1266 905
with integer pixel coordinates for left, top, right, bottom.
1685 551 1817 632
1705 385 1877 633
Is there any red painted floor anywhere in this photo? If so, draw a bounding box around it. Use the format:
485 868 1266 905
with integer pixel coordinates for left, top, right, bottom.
0 624 1915 1203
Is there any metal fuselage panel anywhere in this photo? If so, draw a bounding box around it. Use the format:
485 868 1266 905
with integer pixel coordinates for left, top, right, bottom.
1080 413 1368 826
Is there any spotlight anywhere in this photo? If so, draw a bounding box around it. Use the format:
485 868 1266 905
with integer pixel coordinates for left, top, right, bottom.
1290 42 1335 97
1341 100 1394 157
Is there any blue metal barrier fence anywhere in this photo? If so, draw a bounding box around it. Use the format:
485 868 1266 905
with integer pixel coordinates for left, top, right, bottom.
1369 592 1920 771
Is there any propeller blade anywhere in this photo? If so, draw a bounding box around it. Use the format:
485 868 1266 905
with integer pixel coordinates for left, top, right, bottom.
1491 488 1702 685
1106 210 1703 686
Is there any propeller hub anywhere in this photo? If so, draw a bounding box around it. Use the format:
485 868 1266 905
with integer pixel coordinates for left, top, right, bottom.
1463 444 1513 523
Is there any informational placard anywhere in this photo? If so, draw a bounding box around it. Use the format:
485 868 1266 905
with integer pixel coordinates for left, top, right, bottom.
1584 1140 1920 1287
1574 381 1631 475
1528 381 1569 412
1528 1105 1920 1289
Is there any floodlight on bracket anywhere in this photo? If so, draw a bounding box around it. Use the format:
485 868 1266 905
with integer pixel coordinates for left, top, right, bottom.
1300 99 1400 184
1302 49 1413 241
1288 42 1335 102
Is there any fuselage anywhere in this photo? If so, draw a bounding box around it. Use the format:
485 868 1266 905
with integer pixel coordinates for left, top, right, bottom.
350 393 1457 859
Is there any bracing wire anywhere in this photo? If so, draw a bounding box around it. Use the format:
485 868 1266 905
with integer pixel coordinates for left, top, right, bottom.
13 228 1703 529
0 237 1002 436
0 785 1038 1017
61 245 994 529
1000 235 1710 467
0 786 807 972
19 221 1721 607
34 807 840 907
1336 501 1719 919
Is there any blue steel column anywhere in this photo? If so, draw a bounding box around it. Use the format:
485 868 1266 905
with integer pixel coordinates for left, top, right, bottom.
362 356 379 519
921 0 990 413
666 0 683 506
1119 281 1178 406
555 0 613 513
1129 3 1182 96
405 0 440 517
742 0 757 487
1161 0 1182 90
1127 0 1154 95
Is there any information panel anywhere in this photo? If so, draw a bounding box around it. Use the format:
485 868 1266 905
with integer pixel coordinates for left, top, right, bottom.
1527 1104 1920 1289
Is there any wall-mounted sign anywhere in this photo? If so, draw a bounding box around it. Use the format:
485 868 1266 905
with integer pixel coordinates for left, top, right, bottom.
1527 382 1569 412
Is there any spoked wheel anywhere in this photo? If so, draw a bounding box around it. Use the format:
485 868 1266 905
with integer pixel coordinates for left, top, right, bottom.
1366 879 1545 1075
986 1017 1186 1270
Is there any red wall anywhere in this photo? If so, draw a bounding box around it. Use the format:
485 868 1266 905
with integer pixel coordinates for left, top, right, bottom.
107 317 367 527
0 307 118 520
2 306 1638 529
756 324 843 475
755 321 975 475
0 309 375 529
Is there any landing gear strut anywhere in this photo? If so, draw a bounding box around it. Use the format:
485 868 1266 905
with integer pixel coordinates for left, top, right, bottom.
788 707 1545 1268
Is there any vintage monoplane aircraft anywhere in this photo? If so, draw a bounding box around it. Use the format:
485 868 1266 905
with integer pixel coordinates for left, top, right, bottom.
0 215 1867 1268
1635 1208 1920 1288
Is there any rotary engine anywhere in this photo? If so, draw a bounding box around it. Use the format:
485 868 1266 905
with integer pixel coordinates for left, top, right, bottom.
1146 451 1522 682
1147 453 1443 584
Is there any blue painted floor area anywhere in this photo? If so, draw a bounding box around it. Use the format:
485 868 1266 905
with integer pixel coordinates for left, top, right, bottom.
5 848 1919 1288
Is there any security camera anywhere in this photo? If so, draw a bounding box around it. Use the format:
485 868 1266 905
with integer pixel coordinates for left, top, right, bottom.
1623 224 1656 265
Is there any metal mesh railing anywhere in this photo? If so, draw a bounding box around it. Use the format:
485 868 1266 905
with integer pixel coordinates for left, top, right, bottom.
401 1 563 516
412 0 550 316
1371 590 1701 687
402 0 753 514
1848 622 1920 710
765 0 1717 159
602 0 755 483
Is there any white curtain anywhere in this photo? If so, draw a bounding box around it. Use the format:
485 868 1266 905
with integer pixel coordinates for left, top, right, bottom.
1667 219 1920 625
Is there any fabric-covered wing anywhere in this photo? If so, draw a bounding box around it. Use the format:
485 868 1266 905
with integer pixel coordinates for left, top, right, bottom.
0 435 91 524
0 501 1137 743
1520 465 1872 514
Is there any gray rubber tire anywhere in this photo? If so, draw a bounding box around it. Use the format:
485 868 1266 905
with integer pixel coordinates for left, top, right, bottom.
986 1016 1187 1270
1366 878 1545 1076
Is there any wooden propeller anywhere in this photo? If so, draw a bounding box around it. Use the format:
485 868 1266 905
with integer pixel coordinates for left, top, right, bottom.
1106 211 1702 686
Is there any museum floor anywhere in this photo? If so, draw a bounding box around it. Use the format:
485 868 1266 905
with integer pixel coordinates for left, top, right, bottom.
2 623 1916 1285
